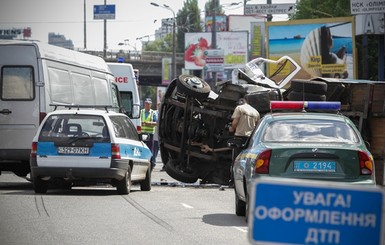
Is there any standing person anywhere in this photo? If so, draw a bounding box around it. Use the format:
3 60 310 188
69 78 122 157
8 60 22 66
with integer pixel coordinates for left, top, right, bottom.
141 98 157 170
229 97 260 138
228 97 260 186
153 103 161 171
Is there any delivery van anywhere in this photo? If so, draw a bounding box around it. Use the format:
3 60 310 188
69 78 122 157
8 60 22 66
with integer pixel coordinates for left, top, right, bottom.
107 62 141 132
0 40 121 177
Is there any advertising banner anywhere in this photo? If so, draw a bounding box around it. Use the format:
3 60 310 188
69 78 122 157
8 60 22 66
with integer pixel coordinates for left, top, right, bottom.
266 17 355 79
162 57 172 86
184 32 248 70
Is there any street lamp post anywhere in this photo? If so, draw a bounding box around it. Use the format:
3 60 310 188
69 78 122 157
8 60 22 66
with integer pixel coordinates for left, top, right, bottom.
150 2 177 79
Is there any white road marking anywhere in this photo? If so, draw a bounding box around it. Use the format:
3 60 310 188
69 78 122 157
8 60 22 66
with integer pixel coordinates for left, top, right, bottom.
181 203 194 209
233 226 247 233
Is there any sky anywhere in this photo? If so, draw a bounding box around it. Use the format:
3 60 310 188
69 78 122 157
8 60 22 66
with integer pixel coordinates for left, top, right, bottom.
0 0 293 51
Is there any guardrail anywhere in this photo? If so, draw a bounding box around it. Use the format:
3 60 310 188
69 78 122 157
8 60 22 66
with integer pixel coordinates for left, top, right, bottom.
80 49 184 62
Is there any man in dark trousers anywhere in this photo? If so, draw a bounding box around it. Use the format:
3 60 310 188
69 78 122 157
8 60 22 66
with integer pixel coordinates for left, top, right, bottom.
141 98 157 170
228 97 260 186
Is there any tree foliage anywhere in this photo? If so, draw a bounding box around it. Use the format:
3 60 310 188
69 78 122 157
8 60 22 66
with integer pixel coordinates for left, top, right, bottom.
204 0 224 16
290 0 350 19
176 0 203 52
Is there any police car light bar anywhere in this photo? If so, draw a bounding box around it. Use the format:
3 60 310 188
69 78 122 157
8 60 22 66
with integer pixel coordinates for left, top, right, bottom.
270 101 341 111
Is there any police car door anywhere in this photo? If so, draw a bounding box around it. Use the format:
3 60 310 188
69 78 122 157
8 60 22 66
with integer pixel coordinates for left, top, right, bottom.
109 115 152 180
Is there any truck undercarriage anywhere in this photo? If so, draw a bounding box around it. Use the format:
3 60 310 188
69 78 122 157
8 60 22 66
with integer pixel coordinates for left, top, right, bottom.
158 56 385 185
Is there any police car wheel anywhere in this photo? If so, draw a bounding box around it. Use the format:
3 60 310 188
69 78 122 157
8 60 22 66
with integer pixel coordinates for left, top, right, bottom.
33 176 48 194
116 167 132 195
140 166 151 191
235 188 246 216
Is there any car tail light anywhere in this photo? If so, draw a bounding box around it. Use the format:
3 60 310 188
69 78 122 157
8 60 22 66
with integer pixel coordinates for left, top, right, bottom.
137 125 142 134
111 144 121 159
358 151 373 175
31 142 37 158
255 149 272 174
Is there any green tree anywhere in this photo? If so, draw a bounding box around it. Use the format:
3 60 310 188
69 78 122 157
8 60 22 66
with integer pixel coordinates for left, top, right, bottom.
204 0 224 16
176 0 203 52
290 0 350 19
143 34 172 52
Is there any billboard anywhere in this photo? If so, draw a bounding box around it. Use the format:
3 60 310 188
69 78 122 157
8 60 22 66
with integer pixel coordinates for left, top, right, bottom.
204 15 227 32
266 17 356 79
184 31 248 70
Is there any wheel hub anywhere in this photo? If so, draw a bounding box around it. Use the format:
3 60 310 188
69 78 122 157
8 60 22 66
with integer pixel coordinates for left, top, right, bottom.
184 77 204 89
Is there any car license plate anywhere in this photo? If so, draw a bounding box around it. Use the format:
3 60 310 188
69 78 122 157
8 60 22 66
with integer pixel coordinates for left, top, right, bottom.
57 147 89 155
294 160 336 172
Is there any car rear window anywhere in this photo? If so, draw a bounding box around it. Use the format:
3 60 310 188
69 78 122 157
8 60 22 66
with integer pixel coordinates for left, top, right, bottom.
262 119 360 144
38 114 109 141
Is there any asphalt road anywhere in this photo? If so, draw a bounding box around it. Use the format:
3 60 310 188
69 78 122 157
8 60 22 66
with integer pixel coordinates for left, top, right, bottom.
0 157 250 245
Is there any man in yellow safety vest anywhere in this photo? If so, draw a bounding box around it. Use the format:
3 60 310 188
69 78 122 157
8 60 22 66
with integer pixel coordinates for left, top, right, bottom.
141 98 157 169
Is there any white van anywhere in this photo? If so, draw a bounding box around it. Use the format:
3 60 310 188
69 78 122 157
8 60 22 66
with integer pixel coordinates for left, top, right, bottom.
107 62 141 132
0 40 121 177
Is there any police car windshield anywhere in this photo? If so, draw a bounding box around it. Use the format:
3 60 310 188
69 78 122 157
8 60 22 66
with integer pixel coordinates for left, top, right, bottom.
262 119 359 143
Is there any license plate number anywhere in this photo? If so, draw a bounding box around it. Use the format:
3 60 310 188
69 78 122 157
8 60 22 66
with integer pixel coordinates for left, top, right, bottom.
294 161 336 172
58 147 89 155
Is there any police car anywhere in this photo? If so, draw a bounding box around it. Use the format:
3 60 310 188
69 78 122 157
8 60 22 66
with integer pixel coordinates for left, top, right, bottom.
30 105 152 194
232 101 376 219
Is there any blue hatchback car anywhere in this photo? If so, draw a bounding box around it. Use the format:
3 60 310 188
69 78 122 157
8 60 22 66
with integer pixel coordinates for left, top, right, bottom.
30 106 152 194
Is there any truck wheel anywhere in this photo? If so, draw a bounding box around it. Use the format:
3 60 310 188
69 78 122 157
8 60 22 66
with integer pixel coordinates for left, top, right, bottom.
165 159 199 183
288 91 326 101
116 167 132 195
33 176 48 194
177 75 211 100
291 79 327 94
140 165 151 191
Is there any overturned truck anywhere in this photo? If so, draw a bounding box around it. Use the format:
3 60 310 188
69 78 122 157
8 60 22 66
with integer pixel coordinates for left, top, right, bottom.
158 56 385 185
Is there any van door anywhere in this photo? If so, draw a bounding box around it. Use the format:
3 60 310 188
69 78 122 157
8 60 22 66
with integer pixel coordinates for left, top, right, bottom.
0 45 40 164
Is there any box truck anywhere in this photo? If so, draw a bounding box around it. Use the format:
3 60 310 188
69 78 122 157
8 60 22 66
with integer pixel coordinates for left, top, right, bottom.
0 40 122 177
107 62 141 132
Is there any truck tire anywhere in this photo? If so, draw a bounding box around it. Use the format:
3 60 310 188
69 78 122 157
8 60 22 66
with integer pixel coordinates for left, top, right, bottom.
288 91 326 101
291 79 327 94
177 75 211 100
165 158 199 183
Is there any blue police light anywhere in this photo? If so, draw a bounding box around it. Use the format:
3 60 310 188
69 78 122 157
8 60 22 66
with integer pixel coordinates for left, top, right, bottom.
305 101 341 110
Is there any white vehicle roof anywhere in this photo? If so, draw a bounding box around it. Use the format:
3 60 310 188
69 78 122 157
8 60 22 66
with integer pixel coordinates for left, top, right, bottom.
0 39 111 74
46 108 123 117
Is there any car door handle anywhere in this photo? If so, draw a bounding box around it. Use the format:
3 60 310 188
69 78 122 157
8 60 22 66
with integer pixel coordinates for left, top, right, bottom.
0 109 12 115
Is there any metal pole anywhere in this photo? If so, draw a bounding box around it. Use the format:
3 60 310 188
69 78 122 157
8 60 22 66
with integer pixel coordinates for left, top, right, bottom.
103 0 107 59
172 10 176 78
84 0 86 50
267 0 272 21
212 0 217 89
150 2 176 78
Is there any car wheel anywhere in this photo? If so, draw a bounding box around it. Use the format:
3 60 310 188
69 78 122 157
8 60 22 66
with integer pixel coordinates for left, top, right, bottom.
140 165 152 191
165 158 199 183
116 167 132 195
245 192 249 223
33 176 48 194
235 188 246 216
176 75 211 100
